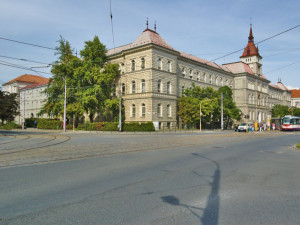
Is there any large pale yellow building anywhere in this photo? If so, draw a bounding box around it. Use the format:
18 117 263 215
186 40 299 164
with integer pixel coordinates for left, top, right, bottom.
108 24 291 129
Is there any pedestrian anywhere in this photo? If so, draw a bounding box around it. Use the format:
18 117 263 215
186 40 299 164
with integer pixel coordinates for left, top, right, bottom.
34 120 37 128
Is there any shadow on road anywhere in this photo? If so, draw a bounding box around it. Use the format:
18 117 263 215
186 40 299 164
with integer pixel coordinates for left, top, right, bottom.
161 153 220 225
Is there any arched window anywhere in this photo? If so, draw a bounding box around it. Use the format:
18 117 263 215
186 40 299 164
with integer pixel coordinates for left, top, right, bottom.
121 83 125 95
182 67 186 77
132 104 136 117
189 69 193 79
220 78 223 86
167 104 171 117
141 103 146 117
203 73 206 82
167 81 171 94
209 75 212 84
157 80 162 93
157 103 162 117
158 58 162 70
120 63 125 74
141 79 146 93
196 72 200 81
215 77 218 85
132 81 136 94
131 60 135 72
167 61 171 72
141 58 145 69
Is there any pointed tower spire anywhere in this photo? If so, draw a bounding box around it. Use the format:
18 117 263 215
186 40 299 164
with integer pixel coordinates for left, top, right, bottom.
154 20 156 32
248 23 254 42
146 17 148 29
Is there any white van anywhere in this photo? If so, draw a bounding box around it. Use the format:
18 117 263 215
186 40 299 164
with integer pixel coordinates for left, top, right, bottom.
238 122 253 132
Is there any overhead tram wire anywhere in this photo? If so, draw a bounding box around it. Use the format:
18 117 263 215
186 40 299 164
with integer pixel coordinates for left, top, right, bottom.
210 24 300 62
0 37 56 51
0 54 52 65
0 60 52 76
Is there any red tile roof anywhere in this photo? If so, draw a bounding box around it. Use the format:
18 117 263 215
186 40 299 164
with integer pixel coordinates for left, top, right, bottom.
240 26 260 58
107 28 174 55
290 89 300 98
222 62 254 75
21 80 49 90
3 74 49 85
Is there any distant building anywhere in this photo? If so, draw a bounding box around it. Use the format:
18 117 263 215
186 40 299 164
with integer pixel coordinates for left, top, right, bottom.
290 89 300 108
107 23 291 129
2 74 49 124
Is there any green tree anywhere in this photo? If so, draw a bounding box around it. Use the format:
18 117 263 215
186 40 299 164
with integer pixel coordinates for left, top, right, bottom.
40 36 119 122
177 84 241 129
0 90 19 125
271 104 289 118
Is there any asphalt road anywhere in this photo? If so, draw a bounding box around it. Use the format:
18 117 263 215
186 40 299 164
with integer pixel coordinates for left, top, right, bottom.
1 131 300 224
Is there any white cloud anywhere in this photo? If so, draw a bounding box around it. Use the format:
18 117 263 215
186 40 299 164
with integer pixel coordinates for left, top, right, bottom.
286 85 300 90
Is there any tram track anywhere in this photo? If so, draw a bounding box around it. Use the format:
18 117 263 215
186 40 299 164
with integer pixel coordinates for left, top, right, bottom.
0 134 71 156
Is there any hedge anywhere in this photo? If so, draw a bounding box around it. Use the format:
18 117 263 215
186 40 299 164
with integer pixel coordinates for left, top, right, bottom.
0 122 22 130
37 120 61 129
123 122 155 132
25 118 60 128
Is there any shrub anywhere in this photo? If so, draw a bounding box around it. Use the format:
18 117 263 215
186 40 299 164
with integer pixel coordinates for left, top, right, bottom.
0 121 22 130
123 122 155 132
37 120 61 129
103 122 119 131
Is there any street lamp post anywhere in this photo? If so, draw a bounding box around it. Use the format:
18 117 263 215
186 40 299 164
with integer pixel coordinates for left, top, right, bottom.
63 77 67 132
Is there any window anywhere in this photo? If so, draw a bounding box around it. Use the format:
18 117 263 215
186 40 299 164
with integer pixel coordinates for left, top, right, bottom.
141 58 145 69
132 104 136 117
189 69 193 79
157 80 162 93
167 81 171 94
122 83 125 95
167 104 171 117
203 73 206 82
209 75 212 84
121 63 125 74
220 78 223 86
182 67 186 77
167 61 171 72
132 81 136 93
131 60 135 72
157 103 162 117
141 103 146 117
196 72 200 81
141 79 146 93
215 77 218 85
248 95 251 104
181 86 185 96
158 58 162 70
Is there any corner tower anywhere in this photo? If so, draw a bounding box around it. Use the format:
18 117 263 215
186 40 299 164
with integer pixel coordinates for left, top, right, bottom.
240 24 262 76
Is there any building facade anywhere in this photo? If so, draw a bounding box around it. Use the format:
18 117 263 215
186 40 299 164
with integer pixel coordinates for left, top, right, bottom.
290 89 300 108
108 24 291 129
2 74 49 124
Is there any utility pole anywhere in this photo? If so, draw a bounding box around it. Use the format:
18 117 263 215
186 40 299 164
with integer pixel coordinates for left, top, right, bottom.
199 102 202 132
22 92 25 130
119 84 122 132
221 92 224 130
63 77 67 132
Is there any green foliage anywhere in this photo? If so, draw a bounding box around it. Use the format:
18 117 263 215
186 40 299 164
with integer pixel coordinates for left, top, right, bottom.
40 36 120 122
272 104 289 118
102 122 119 131
25 118 58 128
0 121 22 130
0 90 19 125
123 122 155 132
178 84 242 129
37 120 61 129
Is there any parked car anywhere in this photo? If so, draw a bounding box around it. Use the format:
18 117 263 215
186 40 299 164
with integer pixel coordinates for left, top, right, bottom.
238 122 253 132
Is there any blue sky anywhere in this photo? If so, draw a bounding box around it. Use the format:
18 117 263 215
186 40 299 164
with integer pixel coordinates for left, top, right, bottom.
0 0 299 89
